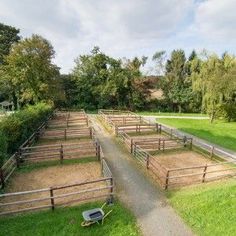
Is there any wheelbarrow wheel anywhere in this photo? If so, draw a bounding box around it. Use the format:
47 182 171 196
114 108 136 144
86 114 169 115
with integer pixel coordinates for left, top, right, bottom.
81 221 95 227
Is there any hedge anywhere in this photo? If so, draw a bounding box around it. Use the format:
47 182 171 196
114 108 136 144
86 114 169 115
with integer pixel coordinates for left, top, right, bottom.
0 103 53 166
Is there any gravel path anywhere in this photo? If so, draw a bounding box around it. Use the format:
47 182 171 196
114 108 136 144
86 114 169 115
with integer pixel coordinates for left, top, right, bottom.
90 115 193 236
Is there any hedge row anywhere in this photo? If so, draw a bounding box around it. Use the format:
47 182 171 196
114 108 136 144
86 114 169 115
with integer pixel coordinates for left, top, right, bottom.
0 103 53 166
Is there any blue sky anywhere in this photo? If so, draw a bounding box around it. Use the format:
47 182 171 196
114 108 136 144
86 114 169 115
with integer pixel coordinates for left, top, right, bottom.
0 0 235 74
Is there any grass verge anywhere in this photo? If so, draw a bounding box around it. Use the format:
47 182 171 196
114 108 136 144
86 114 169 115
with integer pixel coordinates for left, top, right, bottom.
137 112 208 117
167 179 236 236
0 200 141 236
157 118 236 151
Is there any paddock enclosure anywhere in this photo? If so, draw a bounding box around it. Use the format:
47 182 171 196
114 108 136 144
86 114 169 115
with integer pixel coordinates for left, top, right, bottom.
99 109 236 189
0 110 113 216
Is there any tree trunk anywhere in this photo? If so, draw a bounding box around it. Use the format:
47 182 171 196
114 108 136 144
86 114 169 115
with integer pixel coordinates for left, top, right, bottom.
178 104 182 113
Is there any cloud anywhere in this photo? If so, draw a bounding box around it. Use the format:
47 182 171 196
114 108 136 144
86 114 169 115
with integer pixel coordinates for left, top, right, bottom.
0 0 235 73
194 0 236 41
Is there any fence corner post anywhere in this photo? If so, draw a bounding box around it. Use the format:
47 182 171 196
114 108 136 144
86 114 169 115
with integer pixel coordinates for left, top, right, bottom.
146 153 150 169
50 187 55 210
109 177 114 203
96 143 101 161
130 139 133 153
60 144 63 164
202 164 208 183
165 170 170 190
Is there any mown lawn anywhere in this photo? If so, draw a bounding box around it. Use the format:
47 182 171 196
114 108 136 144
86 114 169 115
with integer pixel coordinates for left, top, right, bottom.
0 201 141 236
167 179 236 236
157 118 236 151
137 111 208 117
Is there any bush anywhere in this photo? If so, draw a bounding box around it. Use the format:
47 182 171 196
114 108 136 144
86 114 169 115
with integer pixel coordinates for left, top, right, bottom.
0 103 53 166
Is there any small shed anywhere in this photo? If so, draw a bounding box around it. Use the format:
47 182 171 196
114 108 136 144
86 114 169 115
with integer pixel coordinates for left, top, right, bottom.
0 101 14 111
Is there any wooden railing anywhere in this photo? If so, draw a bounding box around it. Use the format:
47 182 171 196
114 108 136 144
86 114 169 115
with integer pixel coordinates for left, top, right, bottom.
40 127 93 140
19 141 100 163
0 177 113 216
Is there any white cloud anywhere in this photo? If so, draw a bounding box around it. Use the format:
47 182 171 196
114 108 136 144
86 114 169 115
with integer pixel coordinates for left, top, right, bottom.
0 0 235 73
194 0 236 41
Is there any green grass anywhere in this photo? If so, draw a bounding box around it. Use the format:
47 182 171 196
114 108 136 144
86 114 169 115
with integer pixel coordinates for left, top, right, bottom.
0 201 141 236
167 179 236 236
157 118 236 151
137 111 208 117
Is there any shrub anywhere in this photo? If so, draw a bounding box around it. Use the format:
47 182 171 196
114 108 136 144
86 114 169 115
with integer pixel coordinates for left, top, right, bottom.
0 103 53 166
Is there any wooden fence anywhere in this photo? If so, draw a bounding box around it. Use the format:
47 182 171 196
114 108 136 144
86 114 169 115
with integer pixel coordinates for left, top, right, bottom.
18 141 100 164
133 137 192 153
0 159 113 216
165 159 236 189
39 127 93 140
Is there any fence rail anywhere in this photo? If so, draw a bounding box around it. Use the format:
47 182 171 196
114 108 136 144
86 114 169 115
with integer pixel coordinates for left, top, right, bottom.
19 141 100 163
0 176 113 216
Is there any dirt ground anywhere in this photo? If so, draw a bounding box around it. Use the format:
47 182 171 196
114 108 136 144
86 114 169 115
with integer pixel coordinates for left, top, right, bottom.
152 150 235 187
0 162 108 213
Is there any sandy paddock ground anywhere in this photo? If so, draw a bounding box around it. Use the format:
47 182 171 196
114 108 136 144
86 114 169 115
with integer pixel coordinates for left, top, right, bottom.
0 162 109 213
151 150 235 187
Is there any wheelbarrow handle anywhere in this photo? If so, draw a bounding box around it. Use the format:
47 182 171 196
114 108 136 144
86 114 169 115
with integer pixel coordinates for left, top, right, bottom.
102 210 113 225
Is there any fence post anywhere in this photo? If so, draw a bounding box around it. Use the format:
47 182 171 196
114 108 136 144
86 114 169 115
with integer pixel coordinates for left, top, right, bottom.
163 140 165 151
165 170 170 190
60 145 64 164
0 168 5 189
130 139 133 153
159 124 162 134
146 153 150 169
89 127 93 139
96 143 101 161
156 123 159 133
50 188 55 210
190 138 193 150
133 144 137 157
109 178 114 203
202 165 208 183
210 146 214 159
158 138 161 150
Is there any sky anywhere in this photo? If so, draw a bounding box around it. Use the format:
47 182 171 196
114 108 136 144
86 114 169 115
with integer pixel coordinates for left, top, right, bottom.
0 0 235 74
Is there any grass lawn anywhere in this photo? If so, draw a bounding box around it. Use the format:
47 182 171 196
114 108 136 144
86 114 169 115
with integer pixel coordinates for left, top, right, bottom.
0 201 141 236
157 118 236 151
137 111 208 117
167 179 236 236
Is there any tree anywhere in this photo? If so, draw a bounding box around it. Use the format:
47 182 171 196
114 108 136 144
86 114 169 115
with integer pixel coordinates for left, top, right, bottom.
191 52 236 122
162 49 192 113
0 22 20 65
0 34 59 108
152 50 166 75
72 47 149 110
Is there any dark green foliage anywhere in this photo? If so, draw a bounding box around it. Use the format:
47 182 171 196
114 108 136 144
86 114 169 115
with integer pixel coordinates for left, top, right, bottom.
72 47 149 110
0 22 20 65
0 103 52 166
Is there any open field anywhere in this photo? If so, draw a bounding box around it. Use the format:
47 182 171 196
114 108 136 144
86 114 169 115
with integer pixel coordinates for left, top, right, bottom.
137 112 208 117
167 179 236 236
157 118 236 151
0 201 141 236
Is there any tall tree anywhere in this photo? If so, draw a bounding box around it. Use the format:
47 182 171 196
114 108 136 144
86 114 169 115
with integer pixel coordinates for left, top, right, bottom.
162 49 191 113
0 34 59 108
0 22 20 65
191 52 236 122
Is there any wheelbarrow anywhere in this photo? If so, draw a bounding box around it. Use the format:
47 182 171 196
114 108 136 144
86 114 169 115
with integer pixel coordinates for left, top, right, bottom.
81 202 113 227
